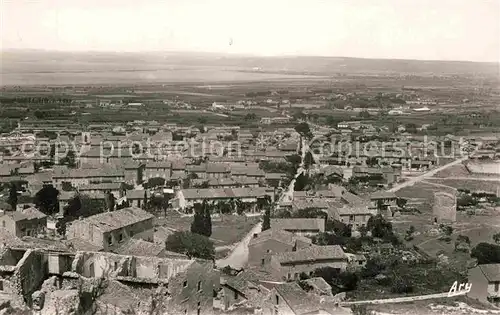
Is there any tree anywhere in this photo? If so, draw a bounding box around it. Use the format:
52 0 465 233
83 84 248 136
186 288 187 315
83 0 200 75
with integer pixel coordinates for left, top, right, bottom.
365 157 378 167
7 183 17 211
143 190 149 210
165 231 215 261
391 277 414 294
441 225 453 236
313 267 359 292
405 123 418 134
471 243 500 264
457 194 478 209
191 203 205 235
34 185 60 215
312 232 346 246
244 113 257 121
105 192 115 212
60 150 77 168
405 226 415 241
144 177 166 189
358 111 371 119
396 198 407 208
262 207 271 231
493 233 500 244
294 122 313 140
303 151 314 170
361 257 387 278
203 200 212 237
294 173 309 191
455 234 471 252
367 215 393 239
328 220 352 237
78 194 106 217
61 181 74 192
63 194 83 217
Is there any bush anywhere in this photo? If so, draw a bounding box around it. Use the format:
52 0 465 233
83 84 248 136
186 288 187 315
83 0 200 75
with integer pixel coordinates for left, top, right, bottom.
471 243 500 264
391 278 414 294
165 231 215 261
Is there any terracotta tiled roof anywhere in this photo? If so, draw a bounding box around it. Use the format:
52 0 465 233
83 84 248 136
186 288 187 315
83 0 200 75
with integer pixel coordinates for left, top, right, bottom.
249 229 312 247
72 207 153 232
273 245 347 264
478 264 500 282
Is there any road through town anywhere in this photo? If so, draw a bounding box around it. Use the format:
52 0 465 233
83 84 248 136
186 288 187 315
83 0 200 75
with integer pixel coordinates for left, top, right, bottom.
215 222 262 269
216 138 307 269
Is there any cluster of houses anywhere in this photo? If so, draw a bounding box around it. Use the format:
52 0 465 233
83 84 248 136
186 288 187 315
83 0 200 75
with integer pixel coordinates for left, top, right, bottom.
1 117 499 314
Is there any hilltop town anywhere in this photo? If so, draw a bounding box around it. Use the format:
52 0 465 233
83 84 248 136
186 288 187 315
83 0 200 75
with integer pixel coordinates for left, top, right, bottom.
1 53 500 315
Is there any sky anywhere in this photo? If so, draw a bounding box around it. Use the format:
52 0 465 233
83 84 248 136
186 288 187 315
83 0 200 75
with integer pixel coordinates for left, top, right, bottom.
1 0 499 62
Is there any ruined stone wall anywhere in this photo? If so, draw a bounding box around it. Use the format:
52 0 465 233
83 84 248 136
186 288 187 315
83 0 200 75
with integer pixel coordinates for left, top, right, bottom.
168 261 216 315
12 250 48 306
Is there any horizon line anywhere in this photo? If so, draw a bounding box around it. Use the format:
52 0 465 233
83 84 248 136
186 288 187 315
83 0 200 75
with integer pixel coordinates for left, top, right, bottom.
2 48 499 65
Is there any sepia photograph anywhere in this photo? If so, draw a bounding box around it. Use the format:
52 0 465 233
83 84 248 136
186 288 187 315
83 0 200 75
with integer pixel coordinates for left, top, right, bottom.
0 0 499 314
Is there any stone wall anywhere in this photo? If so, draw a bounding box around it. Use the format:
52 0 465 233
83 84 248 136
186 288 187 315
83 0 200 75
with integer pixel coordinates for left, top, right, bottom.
12 250 48 306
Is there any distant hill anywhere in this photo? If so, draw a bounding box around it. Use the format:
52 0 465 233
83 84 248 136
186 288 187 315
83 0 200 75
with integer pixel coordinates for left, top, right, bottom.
1 49 498 86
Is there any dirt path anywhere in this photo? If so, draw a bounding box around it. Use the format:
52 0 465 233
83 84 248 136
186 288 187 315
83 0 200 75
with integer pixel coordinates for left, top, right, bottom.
389 156 470 193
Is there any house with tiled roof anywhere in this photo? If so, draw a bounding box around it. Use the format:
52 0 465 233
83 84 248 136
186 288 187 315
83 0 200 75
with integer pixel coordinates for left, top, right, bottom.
369 191 398 211
78 182 125 199
270 218 325 237
269 245 348 281
174 187 268 210
468 263 500 303
0 207 47 237
248 229 313 267
324 205 375 231
66 207 154 251
115 238 188 259
125 189 150 208
206 163 231 178
143 161 171 181
291 198 330 212
52 168 125 189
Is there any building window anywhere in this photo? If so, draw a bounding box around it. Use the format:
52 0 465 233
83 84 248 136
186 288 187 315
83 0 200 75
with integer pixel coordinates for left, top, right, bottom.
114 262 118 270
119 233 124 243
108 236 113 246
130 230 134 237
197 281 202 291
261 259 265 266
183 281 188 288
349 215 354 221
495 282 499 292
0 280 3 291
275 295 279 305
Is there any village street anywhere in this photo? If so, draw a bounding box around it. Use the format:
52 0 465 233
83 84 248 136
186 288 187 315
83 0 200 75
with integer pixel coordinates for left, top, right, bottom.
216 138 307 269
